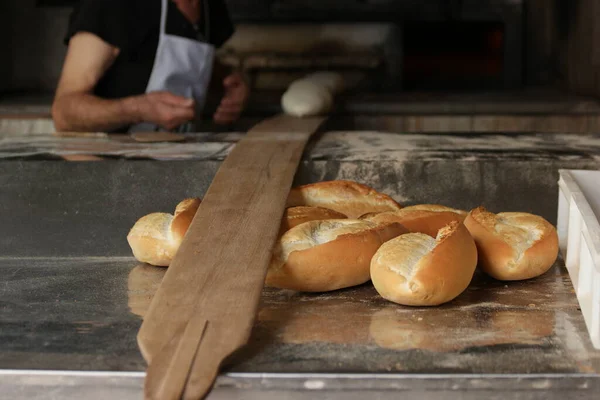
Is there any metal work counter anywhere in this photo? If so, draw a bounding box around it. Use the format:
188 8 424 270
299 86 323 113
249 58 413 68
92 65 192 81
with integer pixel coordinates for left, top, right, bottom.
1 131 600 399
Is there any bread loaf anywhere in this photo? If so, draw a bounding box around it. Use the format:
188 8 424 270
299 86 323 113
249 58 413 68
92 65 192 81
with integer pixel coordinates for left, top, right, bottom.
127 198 201 267
287 180 402 218
464 206 559 281
267 219 408 292
370 221 477 306
361 204 466 237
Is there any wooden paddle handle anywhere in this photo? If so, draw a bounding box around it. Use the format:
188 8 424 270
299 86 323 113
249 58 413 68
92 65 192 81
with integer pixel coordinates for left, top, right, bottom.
138 115 326 399
144 316 208 400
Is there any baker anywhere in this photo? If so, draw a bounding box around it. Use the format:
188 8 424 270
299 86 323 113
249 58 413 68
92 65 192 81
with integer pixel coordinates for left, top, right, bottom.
52 0 249 133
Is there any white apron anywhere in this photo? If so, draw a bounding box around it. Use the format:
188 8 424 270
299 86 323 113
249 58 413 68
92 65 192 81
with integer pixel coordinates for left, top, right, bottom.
129 0 215 133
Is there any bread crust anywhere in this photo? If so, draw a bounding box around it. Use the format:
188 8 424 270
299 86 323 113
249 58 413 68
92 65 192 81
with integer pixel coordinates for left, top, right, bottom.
464 207 559 280
287 180 402 218
267 219 407 292
127 198 202 267
280 206 347 235
361 204 466 237
171 198 202 245
127 213 178 267
370 221 477 306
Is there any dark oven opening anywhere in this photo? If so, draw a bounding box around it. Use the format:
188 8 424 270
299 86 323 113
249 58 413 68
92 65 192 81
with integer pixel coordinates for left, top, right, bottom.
403 21 505 91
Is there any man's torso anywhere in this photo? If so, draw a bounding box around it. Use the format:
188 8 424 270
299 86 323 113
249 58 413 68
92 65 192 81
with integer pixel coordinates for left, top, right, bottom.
66 0 234 105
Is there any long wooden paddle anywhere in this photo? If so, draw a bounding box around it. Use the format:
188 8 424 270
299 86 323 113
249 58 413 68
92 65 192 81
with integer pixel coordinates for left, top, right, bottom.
138 114 326 400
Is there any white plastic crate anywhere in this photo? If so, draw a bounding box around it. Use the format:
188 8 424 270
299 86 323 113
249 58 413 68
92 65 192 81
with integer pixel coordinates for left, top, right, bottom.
557 170 600 349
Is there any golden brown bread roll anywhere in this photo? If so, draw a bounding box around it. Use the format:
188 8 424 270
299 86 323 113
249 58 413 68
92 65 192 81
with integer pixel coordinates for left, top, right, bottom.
126 213 178 267
127 198 201 267
464 206 559 281
279 206 347 235
267 219 408 292
370 221 477 306
287 180 401 218
361 204 466 237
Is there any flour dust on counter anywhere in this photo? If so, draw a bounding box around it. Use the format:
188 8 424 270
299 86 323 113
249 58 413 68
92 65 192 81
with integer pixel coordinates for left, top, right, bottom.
1 132 600 398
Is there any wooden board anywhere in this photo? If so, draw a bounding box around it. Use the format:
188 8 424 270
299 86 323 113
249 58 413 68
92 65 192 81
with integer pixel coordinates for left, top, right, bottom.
137 114 326 400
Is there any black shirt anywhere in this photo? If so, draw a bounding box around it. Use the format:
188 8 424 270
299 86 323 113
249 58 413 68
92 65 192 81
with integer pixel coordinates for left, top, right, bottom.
65 0 234 101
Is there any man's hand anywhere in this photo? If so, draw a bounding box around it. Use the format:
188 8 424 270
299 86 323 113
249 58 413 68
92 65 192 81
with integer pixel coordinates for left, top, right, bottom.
213 72 249 125
134 92 196 130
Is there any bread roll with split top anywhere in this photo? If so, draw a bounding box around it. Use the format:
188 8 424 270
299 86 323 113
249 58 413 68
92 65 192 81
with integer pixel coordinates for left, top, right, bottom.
267 219 408 292
361 204 466 238
127 198 201 266
287 180 402 219
464 206 559 281
370 221 477 306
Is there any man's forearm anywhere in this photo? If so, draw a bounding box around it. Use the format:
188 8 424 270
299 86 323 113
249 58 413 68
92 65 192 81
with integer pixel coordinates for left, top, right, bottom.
52 92 142 132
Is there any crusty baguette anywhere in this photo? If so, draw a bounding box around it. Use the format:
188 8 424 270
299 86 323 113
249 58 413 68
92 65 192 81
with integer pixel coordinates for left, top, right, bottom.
370 221 477 306
464 206 559 281
361 204 466 237
287 180 402 218
267 219 408 292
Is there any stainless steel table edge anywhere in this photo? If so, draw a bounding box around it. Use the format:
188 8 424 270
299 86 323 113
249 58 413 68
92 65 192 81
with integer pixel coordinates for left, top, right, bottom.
2 370 598 400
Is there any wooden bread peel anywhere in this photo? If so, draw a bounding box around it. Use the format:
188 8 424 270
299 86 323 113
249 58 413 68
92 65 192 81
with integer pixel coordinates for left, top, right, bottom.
138 114 326 400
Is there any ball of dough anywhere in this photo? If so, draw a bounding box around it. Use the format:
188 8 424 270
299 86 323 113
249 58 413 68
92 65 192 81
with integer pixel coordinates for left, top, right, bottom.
281 80 333 117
